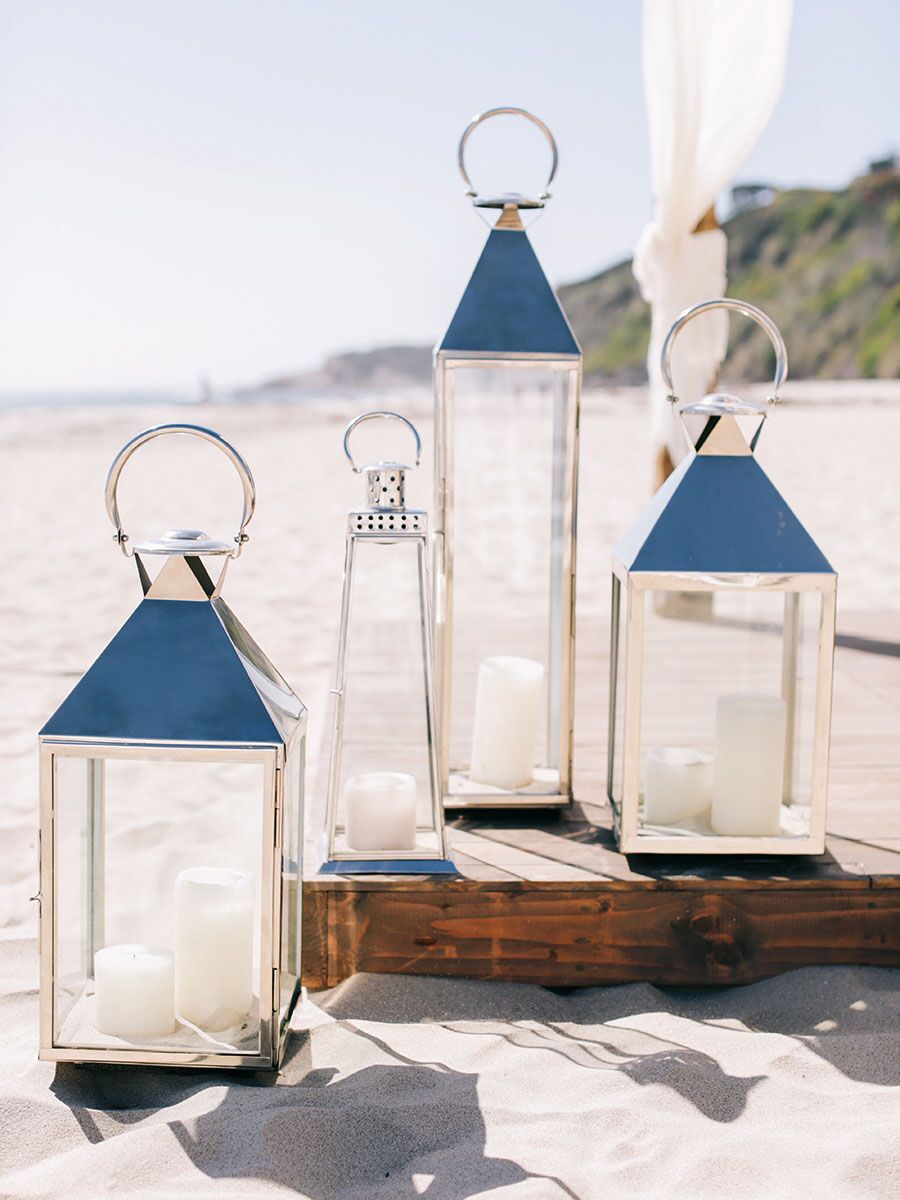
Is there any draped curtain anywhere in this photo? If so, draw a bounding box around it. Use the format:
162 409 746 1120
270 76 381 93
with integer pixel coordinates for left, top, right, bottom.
633 0 794 465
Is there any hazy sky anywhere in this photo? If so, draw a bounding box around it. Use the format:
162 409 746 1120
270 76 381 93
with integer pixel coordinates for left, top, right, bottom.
0 0 896 391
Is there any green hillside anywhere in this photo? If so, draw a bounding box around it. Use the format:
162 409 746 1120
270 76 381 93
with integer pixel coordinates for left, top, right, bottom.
560 168 900 382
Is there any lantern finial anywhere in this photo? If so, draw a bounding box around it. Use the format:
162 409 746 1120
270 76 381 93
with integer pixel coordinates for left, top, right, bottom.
342 410 422 513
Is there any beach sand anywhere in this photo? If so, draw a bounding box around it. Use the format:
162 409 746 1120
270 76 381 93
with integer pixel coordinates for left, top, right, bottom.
1 383 898 1197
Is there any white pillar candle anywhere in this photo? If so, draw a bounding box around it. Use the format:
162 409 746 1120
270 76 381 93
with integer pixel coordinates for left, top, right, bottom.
469 656 544 790
644 747 713 825
94 944 175 1039
711 694 787 836
344 772 417 853
175 867 253 1032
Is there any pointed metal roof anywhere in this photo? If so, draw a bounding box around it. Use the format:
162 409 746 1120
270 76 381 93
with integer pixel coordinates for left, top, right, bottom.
437 228 580 358
41 596 306 746
614 453 833 575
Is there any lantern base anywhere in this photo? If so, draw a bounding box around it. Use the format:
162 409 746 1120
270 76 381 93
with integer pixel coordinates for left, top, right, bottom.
318 858 458 876
444 767 571 811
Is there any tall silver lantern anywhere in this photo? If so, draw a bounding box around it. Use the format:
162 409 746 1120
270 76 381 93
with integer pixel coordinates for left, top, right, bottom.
434 107 581 811
608 300 836 855
322 411 454 874
38 424 307 1069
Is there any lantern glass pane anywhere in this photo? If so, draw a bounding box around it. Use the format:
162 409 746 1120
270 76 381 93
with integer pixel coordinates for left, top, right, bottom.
334 537 439 854
445 366 572 799
279 740 304 1032
52 755 269 1056
607 575 628 811
634 587 822 843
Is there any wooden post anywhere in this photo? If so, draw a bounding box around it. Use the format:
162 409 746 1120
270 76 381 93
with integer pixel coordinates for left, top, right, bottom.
653 204 720 491
653 204 720 620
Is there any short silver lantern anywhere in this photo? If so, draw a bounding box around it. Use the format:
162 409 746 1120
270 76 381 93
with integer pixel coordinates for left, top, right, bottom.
38 424 307 1069
608 300 836 855
322 411 453 874
434 107 581 811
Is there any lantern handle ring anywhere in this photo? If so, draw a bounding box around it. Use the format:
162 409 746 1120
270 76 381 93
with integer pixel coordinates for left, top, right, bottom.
458 107 558 208
104 423 256 558
661 298 789 407
343 411 422 473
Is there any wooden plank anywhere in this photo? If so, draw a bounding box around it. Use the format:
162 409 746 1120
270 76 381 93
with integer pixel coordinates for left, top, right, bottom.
301 882 900 988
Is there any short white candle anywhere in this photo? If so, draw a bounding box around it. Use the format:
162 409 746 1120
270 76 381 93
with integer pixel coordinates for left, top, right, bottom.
644 747 713 825
469 656 544 790
711 694 787 836
344 772 417 853
175 867 253 1032
94 944 175 1039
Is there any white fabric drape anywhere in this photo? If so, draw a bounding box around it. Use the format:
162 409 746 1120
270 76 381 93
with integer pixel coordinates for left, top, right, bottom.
633 0 793 464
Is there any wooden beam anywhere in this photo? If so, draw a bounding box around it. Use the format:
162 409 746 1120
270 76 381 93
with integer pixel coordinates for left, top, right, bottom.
301 878 900 990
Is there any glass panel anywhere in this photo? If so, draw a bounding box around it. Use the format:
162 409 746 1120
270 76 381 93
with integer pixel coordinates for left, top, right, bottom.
445 366 574 801
607 575 627 817
53 755 268 1057
635 588 821 843
54 756 97 1035
334 536 439 856
279 740 304 1033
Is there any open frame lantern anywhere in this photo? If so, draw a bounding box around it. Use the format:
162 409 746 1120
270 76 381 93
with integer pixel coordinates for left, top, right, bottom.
38 424 307 1069
434 107 581 811
322 412 453 874
608 300 836 855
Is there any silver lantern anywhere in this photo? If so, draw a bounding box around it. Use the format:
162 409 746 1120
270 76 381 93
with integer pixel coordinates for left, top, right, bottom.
608 300 837 855
434 107 581 811
38 424 307 1069
322 411 453 874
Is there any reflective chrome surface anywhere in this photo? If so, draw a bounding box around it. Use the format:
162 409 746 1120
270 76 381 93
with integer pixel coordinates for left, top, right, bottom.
457 107 558 208
661 297 789 406
324 413 451 871
608 302 835 855
105 423 256 558
435 114 581 811
39 428 305 1068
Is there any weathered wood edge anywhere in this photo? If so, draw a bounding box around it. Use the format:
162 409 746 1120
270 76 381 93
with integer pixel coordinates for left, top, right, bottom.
305 872 897 893
300 878 900 990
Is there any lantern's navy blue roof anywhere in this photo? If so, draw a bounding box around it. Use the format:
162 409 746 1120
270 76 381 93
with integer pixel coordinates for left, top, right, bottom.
437 228 580 357
41 598 304 745
614 453 834 574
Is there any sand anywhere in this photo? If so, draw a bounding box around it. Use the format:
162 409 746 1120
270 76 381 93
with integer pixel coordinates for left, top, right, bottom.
1 383 899 1197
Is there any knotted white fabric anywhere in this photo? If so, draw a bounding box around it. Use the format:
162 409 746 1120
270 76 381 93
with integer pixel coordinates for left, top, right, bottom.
633 0 793 464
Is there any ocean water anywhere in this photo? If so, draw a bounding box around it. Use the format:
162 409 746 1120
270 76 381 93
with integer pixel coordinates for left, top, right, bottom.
0 384 434 413
0 389 198 412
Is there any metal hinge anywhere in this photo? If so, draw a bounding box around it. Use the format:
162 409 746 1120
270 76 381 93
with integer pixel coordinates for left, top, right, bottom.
272 967 280 1014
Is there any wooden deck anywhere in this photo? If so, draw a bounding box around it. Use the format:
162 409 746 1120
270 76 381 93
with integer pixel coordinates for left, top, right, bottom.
302 610 900 989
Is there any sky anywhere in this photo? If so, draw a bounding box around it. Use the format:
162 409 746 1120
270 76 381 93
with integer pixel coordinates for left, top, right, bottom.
0 0 896 392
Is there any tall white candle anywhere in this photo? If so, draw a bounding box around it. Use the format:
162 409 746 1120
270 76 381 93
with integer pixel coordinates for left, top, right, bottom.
94 944 175 1039
345 772 417 852
644 747 713 825
711 694 787 836
469 656 544 790
175 867 253 1032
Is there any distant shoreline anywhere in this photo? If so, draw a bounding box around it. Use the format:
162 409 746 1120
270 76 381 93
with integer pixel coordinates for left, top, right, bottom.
2 378 899 414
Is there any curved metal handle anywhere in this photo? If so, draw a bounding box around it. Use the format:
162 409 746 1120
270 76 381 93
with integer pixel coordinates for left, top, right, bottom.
104 423 256 557
343 411 422 473
661 298 789 405
457 107 558 203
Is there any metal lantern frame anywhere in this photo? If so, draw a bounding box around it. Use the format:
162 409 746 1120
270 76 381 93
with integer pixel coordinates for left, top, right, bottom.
38 424 307 1070
434 107 582 811
323 411 453 874
608 300 837 856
